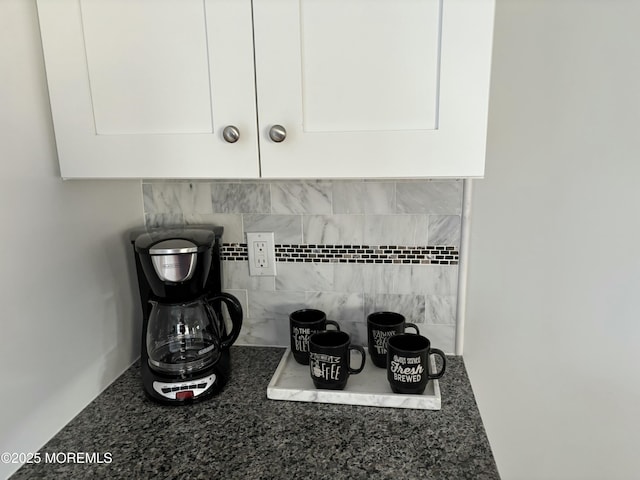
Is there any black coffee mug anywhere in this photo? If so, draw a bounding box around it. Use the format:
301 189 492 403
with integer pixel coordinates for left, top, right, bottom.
367 312 420 368
309 331 366 390
387 333 446 395
290 309 340 365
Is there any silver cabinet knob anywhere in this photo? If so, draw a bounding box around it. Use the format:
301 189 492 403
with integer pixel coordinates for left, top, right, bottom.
269 125 287 143
223 125 240 143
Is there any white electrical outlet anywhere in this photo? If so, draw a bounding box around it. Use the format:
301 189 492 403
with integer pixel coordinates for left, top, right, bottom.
246 232 276 276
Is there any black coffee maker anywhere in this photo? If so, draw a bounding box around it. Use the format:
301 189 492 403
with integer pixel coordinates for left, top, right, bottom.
130 225 242 405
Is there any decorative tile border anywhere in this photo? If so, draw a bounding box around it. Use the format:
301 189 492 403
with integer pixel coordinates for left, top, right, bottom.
221 243 458 265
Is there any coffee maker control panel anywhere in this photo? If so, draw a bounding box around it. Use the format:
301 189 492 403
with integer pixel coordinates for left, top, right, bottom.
152 374 217 401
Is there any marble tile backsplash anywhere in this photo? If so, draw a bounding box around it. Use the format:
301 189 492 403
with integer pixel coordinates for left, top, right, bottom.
143 179 462 354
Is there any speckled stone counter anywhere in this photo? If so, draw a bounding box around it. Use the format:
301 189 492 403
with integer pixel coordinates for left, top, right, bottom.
11 347 499 480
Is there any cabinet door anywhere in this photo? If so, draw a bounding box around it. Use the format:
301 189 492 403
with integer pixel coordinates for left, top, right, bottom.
253 0 494 178
37 0 258 178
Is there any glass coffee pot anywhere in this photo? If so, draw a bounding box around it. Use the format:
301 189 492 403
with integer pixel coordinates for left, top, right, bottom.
146 292 243 376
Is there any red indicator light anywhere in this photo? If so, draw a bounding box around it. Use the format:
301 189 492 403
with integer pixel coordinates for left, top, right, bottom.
176 390 194 400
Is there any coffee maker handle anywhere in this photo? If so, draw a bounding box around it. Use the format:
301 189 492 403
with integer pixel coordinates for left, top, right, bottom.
207 292 243 349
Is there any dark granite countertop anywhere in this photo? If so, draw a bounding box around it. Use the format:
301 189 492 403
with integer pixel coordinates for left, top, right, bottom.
12 346 499 479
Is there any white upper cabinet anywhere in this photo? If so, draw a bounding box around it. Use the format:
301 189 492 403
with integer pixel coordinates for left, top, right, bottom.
37 0 494 179
254 0 494 178
37 0 259 178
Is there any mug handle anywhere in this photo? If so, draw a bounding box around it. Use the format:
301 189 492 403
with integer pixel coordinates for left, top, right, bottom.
427 348 446 380
404 322 420 335
325 320 341 331
348 345 366 374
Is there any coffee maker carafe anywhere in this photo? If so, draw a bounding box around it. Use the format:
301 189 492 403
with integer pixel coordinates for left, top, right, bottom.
131 225 242 405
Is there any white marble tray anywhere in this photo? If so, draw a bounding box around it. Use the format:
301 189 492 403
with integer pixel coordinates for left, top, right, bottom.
267 348 441 410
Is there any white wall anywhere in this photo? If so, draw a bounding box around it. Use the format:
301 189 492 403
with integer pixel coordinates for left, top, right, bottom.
465 1 640 479
0 2 144 478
